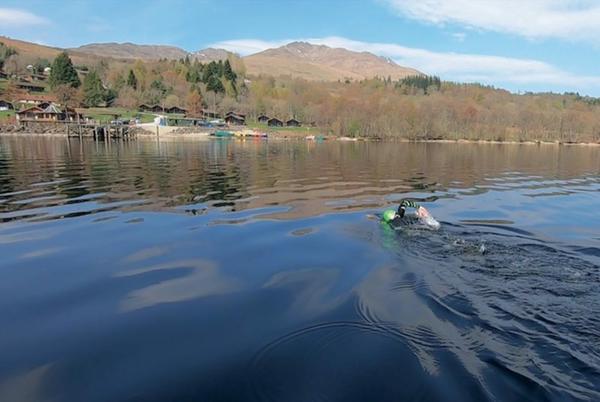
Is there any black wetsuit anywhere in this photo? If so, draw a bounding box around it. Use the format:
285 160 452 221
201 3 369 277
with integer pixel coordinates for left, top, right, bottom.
397 199 421 218
390 199 422 226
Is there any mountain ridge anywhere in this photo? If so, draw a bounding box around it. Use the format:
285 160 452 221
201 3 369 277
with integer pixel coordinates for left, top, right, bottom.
72 42 190 60
1 36 422 81
244 41 422 81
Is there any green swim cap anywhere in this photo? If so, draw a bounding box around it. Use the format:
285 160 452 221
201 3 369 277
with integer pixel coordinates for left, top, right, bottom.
382 209 396 223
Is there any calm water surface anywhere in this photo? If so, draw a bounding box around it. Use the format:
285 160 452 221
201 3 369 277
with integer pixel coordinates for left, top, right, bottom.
0 137 599 402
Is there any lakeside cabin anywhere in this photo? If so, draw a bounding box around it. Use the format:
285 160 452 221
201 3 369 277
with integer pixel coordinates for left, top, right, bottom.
16 82 45 93
138 104 188 115
0 100 14 111
257 114 270 124
17 103 82 122
19 94 58 106
286 118 301 127
138 104 164 113
225 111 246 125
166 106 187 114
268 118 284 127
17 106 44 120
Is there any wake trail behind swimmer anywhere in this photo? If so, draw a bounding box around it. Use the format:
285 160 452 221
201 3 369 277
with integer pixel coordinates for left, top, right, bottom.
382 199 441 230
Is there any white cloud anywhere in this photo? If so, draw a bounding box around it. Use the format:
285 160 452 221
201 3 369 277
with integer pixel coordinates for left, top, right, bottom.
211 39 290 55
0 8 49 26
210 36 600 93
384 0 600 41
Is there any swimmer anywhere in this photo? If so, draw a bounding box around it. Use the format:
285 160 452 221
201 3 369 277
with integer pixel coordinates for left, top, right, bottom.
382 199 440 230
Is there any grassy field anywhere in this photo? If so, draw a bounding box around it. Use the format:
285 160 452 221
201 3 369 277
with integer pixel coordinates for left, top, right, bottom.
0 110 15 118
80 107 156 123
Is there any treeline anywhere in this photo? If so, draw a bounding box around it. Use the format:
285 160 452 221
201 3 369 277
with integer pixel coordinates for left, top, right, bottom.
234 75 600 142
396 75 441 94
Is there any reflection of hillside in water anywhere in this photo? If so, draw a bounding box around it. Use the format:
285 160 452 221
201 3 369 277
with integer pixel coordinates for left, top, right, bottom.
1 137 599 221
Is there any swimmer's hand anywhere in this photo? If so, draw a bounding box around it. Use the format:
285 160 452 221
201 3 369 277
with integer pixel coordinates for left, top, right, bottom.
416 206 430 219
416 206 441 230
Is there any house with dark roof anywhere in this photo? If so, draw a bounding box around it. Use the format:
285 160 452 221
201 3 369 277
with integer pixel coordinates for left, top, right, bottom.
166 106 187 114
16 103 82 122
138 104 165 113
16 82 45 93
267 118 284 127
224 112 246 125
16 106 44 120
257 114 270 124
18 94 58 105
286 118 301 127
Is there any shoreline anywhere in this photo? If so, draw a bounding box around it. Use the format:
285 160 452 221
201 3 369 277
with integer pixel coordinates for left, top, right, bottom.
1 126 599 146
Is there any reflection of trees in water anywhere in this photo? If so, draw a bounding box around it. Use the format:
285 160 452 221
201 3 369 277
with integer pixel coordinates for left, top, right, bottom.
1 137 599 217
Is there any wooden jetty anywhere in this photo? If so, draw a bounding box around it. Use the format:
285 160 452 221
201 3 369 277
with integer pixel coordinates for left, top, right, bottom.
18 119 135 140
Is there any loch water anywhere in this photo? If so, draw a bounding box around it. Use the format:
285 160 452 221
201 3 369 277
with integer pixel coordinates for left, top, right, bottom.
0 137 599 402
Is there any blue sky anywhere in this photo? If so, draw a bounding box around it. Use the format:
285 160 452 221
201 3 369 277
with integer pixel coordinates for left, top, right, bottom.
2 0 600 95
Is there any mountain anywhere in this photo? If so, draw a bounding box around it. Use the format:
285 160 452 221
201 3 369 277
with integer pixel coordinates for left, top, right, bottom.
244 41 422 81
72 43 189 60
72 43 235 62
0 36 63 60
1 36 422 82
0 36 114 66
192 48 232 62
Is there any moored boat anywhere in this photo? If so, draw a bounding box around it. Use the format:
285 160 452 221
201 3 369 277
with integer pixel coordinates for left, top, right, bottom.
212 130 234 137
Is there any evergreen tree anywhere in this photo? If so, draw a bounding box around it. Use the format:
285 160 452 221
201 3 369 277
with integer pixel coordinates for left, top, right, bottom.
186 60 204 83
82 70 106 107
48 52 80 89
150 79 167 95
0 42 17 71
104 88 117 106
202 61 219 83
146 79 168 104
396 74 442 94
223 59 237 83
206 75 225 93
127 69 138 90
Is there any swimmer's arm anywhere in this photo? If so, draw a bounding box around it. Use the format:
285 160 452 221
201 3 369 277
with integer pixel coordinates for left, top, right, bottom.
399 199 421 209
397 199 421 218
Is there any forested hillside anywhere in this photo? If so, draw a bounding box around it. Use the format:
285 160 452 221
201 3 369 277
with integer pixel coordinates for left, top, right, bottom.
2 37 600 142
